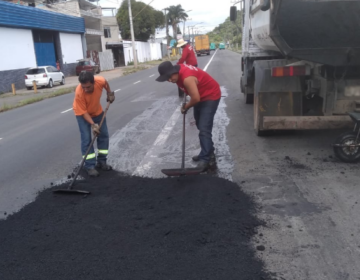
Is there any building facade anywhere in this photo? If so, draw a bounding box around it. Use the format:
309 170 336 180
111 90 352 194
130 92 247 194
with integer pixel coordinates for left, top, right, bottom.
102 14 123 66
36 0 104 53
0 1 85 93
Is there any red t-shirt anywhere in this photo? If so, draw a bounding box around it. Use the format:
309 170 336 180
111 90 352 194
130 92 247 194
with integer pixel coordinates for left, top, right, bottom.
177 64 221 102
177 44 198 66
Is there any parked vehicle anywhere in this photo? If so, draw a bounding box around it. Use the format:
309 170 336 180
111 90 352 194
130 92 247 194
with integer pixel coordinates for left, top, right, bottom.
25 66 65 90
333 112 360 162
194 35 210 56
76 59 100 76
219 43 225 50
230 0 360 136
210 43 216 51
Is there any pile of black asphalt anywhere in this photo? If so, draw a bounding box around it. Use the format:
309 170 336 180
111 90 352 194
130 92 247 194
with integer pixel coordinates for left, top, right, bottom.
0 171 275 280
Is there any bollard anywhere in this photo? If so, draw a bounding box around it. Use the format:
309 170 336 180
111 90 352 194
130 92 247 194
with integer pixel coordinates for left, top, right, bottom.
32 81 37 93
11 83 16 95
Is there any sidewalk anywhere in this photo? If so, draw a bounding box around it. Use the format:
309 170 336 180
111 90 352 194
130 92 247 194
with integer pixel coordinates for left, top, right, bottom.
0 67 126 111
0 57 179 113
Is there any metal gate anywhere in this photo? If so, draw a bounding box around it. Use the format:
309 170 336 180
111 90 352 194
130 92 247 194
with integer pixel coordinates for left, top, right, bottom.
33 30 57 67
34 42 56 67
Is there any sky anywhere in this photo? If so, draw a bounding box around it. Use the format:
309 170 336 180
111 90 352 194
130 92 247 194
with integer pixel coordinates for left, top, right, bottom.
98 0 233 38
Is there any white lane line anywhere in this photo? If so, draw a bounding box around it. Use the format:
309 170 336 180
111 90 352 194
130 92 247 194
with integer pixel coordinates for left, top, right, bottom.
61 108 73 114
132 107 182 176
115 89 121 92
134 81 141 84
149 74 155 77
203 49 218 72
131 47 219 177
0 138 2 140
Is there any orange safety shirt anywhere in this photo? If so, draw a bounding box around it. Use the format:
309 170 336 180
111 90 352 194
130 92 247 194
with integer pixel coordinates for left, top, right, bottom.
73 76 106 117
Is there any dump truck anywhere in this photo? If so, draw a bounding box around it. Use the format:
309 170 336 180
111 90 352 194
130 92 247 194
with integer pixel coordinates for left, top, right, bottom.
230 0 360 135
194 35 210 56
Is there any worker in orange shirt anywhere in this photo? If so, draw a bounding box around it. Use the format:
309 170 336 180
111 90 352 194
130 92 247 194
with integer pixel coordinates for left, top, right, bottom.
73 71 115 177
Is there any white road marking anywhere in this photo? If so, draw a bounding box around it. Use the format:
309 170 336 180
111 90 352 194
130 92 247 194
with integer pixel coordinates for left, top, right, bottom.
61 108 73 114
132 107 182 176
203 49 218 72
130 46 220 177
134 81 141 84
0 138 2 140
149 74 155 77
115 89 121 92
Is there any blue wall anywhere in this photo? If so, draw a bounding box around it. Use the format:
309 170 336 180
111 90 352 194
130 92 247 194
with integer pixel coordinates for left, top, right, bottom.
0 1 85 34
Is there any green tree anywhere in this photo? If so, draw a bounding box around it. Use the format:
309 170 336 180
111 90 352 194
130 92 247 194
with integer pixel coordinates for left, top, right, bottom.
166 4 188 39
207 10 242 47
117 0 164 41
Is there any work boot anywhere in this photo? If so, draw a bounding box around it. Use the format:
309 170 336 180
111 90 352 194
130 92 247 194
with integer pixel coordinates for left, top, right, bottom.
96 161 113 171
196 160 209 172
87 168 99 177
192 151 215 162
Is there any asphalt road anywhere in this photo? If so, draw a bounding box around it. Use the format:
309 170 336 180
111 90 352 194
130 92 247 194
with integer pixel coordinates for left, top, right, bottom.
1 49 360 279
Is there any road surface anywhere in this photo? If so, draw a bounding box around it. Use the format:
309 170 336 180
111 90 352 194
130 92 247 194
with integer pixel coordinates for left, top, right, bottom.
1 50 359 280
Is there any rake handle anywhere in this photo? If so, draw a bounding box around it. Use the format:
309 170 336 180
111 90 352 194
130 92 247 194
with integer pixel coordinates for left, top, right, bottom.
69 101 111 188
181 93 186 171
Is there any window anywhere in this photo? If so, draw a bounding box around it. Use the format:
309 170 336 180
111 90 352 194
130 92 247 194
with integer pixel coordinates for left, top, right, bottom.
46 67 53 73
104 27 111 38
26 68 45 74
50 66 58 72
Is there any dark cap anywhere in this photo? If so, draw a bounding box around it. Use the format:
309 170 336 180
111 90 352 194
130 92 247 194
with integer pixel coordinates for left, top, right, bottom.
155 61 180 82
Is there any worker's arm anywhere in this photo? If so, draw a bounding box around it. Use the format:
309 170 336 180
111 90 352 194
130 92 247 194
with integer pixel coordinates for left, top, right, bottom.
177 48 188 65
82 112 95 125
183 76 200 111
104 79 115 103
104 79 112 94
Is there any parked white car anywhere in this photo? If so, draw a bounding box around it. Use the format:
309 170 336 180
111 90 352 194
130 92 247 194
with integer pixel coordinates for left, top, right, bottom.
25 66 65 90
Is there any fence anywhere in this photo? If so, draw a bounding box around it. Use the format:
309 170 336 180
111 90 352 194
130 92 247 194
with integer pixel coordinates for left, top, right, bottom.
87 50 114 71
123 41 163 66
99 50 114 71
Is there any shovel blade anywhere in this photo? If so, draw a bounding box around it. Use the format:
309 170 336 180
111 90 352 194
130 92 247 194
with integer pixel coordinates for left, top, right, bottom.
53 189 91 195
161 167 204 177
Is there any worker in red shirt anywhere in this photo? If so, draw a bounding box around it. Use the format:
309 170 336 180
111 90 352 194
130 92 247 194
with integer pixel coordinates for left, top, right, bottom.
73 71 115 177
156 61 221 171
176 39 198 67
176 39 198 97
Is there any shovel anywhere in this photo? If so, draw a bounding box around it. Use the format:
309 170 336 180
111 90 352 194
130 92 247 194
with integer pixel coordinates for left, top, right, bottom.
161 95 203 177
53 101 111 195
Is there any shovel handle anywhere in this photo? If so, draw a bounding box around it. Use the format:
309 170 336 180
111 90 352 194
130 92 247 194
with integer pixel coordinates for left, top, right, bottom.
69 101 111 188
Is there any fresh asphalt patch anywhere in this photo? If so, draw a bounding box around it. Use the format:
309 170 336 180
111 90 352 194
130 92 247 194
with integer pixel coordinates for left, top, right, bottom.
0 171 276 280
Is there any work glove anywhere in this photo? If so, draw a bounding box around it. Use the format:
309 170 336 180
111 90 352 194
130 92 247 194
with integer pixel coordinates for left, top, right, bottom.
91 123 100 136
181 103 188 114
107 91 115 103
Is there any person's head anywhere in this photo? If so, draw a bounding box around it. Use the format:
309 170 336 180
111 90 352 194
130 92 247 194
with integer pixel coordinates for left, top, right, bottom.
79 71 95 93
155 61 180 83
176 39 187 49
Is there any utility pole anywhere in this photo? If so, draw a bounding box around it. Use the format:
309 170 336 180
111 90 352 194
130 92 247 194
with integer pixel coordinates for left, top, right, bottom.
163 8 169 46
128 0 137 67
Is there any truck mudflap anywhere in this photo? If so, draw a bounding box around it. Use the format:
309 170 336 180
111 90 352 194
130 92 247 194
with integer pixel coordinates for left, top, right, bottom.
263 116 353 130
254 59 303 135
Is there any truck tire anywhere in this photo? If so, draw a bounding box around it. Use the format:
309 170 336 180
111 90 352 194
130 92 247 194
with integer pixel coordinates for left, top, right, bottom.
333 132 360 163
245 92 254 104
241 76 254 104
